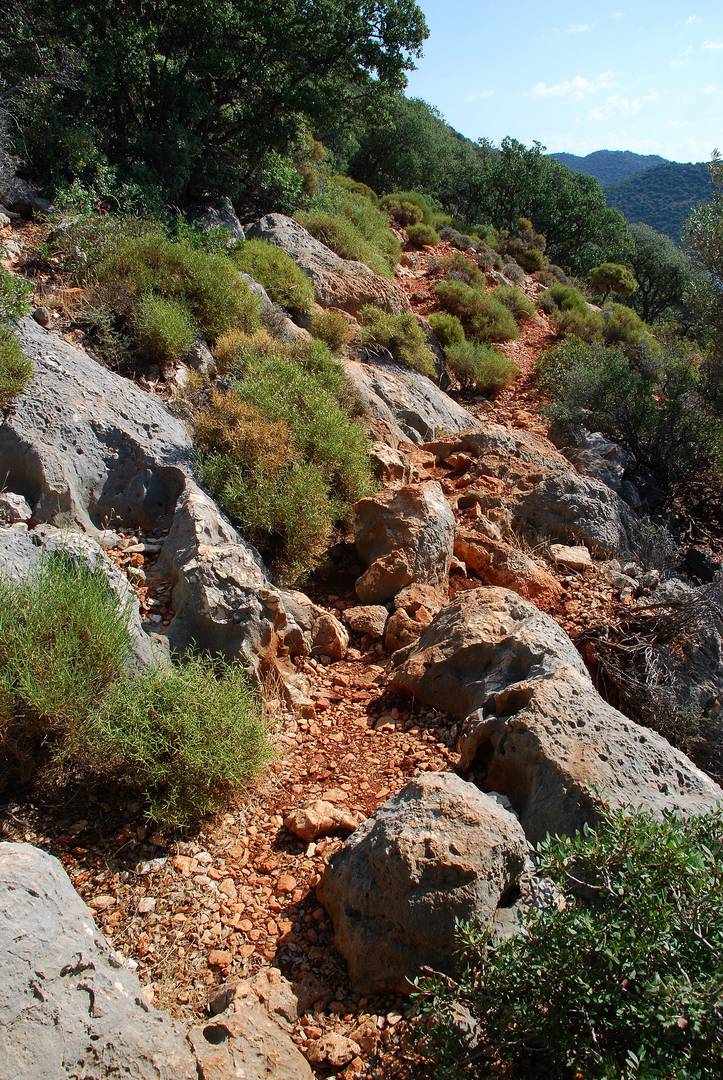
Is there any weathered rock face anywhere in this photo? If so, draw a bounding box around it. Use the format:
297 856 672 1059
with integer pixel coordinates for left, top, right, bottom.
4 318 192 533
454 527 563 611
390 588 722 843
0 524 159 672
0 842 197 1080
515 471 642 557
238 272 311 341
353 481 454 603
318 772 529 993
344 354 476 445
246 214 409 316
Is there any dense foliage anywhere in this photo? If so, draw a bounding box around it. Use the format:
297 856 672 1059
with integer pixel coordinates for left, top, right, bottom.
0 554 270 824
415 806 723 1079
2 0 428 204
0 268 32 408
606 161 713 242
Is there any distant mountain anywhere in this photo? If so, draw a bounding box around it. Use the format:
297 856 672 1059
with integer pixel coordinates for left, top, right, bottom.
551 150 670 187
605 162 713 242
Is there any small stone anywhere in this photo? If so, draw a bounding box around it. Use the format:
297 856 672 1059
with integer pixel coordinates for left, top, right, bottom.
0 492 32 525
32 306 51 328
208 949 232 968
276 874 297 895
285 801 363 843
550 543 593 571
138 897 156 914
305 1032 361 1070
89 894 116 911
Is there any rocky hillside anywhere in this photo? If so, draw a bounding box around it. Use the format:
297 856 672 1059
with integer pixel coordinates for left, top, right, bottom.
0 176 721 1080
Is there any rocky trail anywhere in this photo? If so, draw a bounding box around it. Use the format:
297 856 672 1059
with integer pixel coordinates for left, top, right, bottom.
1 211 721 1080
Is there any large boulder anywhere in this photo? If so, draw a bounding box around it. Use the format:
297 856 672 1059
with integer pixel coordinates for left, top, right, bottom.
344 353 476 445
245 214 410 316
353 481 454 603
3 318 192 533
0 842 197 1080
318 772 528 993
390 588 722 843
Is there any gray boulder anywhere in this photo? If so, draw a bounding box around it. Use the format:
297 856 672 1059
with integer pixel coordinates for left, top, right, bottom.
562 431 633 494
194 197 246 243
3 318 192 533
344 353 476 445
246 214 409 315
353 481 454 603
0 842 197 1080
238 272 311 342
318 771 529 993
391 588 722 843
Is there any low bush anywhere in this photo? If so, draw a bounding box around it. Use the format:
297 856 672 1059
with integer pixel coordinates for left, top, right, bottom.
406 222 440 248
382 198 423 226
131 294 195 365
492 284 536 321
296 209 392 278
415 806 723 1080
231 238 314 316
553 307 605 342
0 329 33 409
95 231 261 341
434 252 486 289
540 283 589 316
469 295 519 344
601 302 648 347
296 185 400 278
588 261 637 303
330 175 379 205
309 308 356 351
506 241 547 273
360 305 436 377
502 260 526 283
380 190 435 225
87 656 270 829
428 312 465 348
0 267 32 324
434 279 487 320
538 337 723 492
445 340 517 393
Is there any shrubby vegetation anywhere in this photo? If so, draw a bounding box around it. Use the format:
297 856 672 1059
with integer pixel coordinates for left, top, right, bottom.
232 239 314 316
0 268 33 409
445 341 517 394
308 308 355 351
0 554 270 825
196 331 373 581
491 285 536 321
539 337 723 493
428 312 465 348
296 181 401 277
588 261 637 303
415 806 723 1079
406 222 440 248
359 305 436 376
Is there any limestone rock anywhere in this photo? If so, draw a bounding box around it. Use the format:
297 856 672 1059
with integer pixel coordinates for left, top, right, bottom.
190 1003 313 1080
0 842 197 1080
0 491 31 524
454 527 563 610
305 1033 361 1070
343 604 389 640
354 549 413 605
246 214 409 316
550 543 593 571
318 772 528 993
344 353 476 445
354 481 454 602
3 318 192 533
390 588 722 843
284 801 362 842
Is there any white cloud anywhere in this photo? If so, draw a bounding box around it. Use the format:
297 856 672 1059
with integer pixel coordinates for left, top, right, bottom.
687 15 700 24
532 72 615 100
588 93 659 121
612 11 625 19
702 84 720 96
558 23 593 36
703 39 723 49
464 90 495 103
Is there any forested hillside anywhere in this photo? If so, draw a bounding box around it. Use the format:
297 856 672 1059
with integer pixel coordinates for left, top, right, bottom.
606 161 714 241
1 3 722 1079
551 149 670 186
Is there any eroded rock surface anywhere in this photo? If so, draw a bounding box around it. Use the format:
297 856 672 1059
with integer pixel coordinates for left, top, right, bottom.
318 772 528 993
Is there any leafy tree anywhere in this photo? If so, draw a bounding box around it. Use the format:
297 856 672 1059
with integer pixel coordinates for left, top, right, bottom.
588 261 637 303
686 152 723 342
626 223 695 322
1 0 428 203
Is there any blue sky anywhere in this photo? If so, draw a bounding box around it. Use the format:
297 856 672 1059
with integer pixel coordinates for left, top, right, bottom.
405 1 723 162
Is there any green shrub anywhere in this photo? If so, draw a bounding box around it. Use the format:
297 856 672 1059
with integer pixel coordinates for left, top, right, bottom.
434 279 487 320
539 337 723 492
406 222 440 248
296 185 401 278
381 198 423 226
381 190 435 225
588 261 637 303
415 806 723 1080
553 307 605 342
0 268 32 324
0 330 33 409
75 302 133 373
232 238 314 316
95 231 261 341
503 259 526 283
360 305 436 377
131 294 195 365
492 284 536 321
540 283 590 316
469 295 519 344
508 242 547 273
309 308 356 351
601 302 648 347
428 312 465 348
296 209 392 277
434 251 486 289
445 340 517 393
87 656 270 828
330 175 379 205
